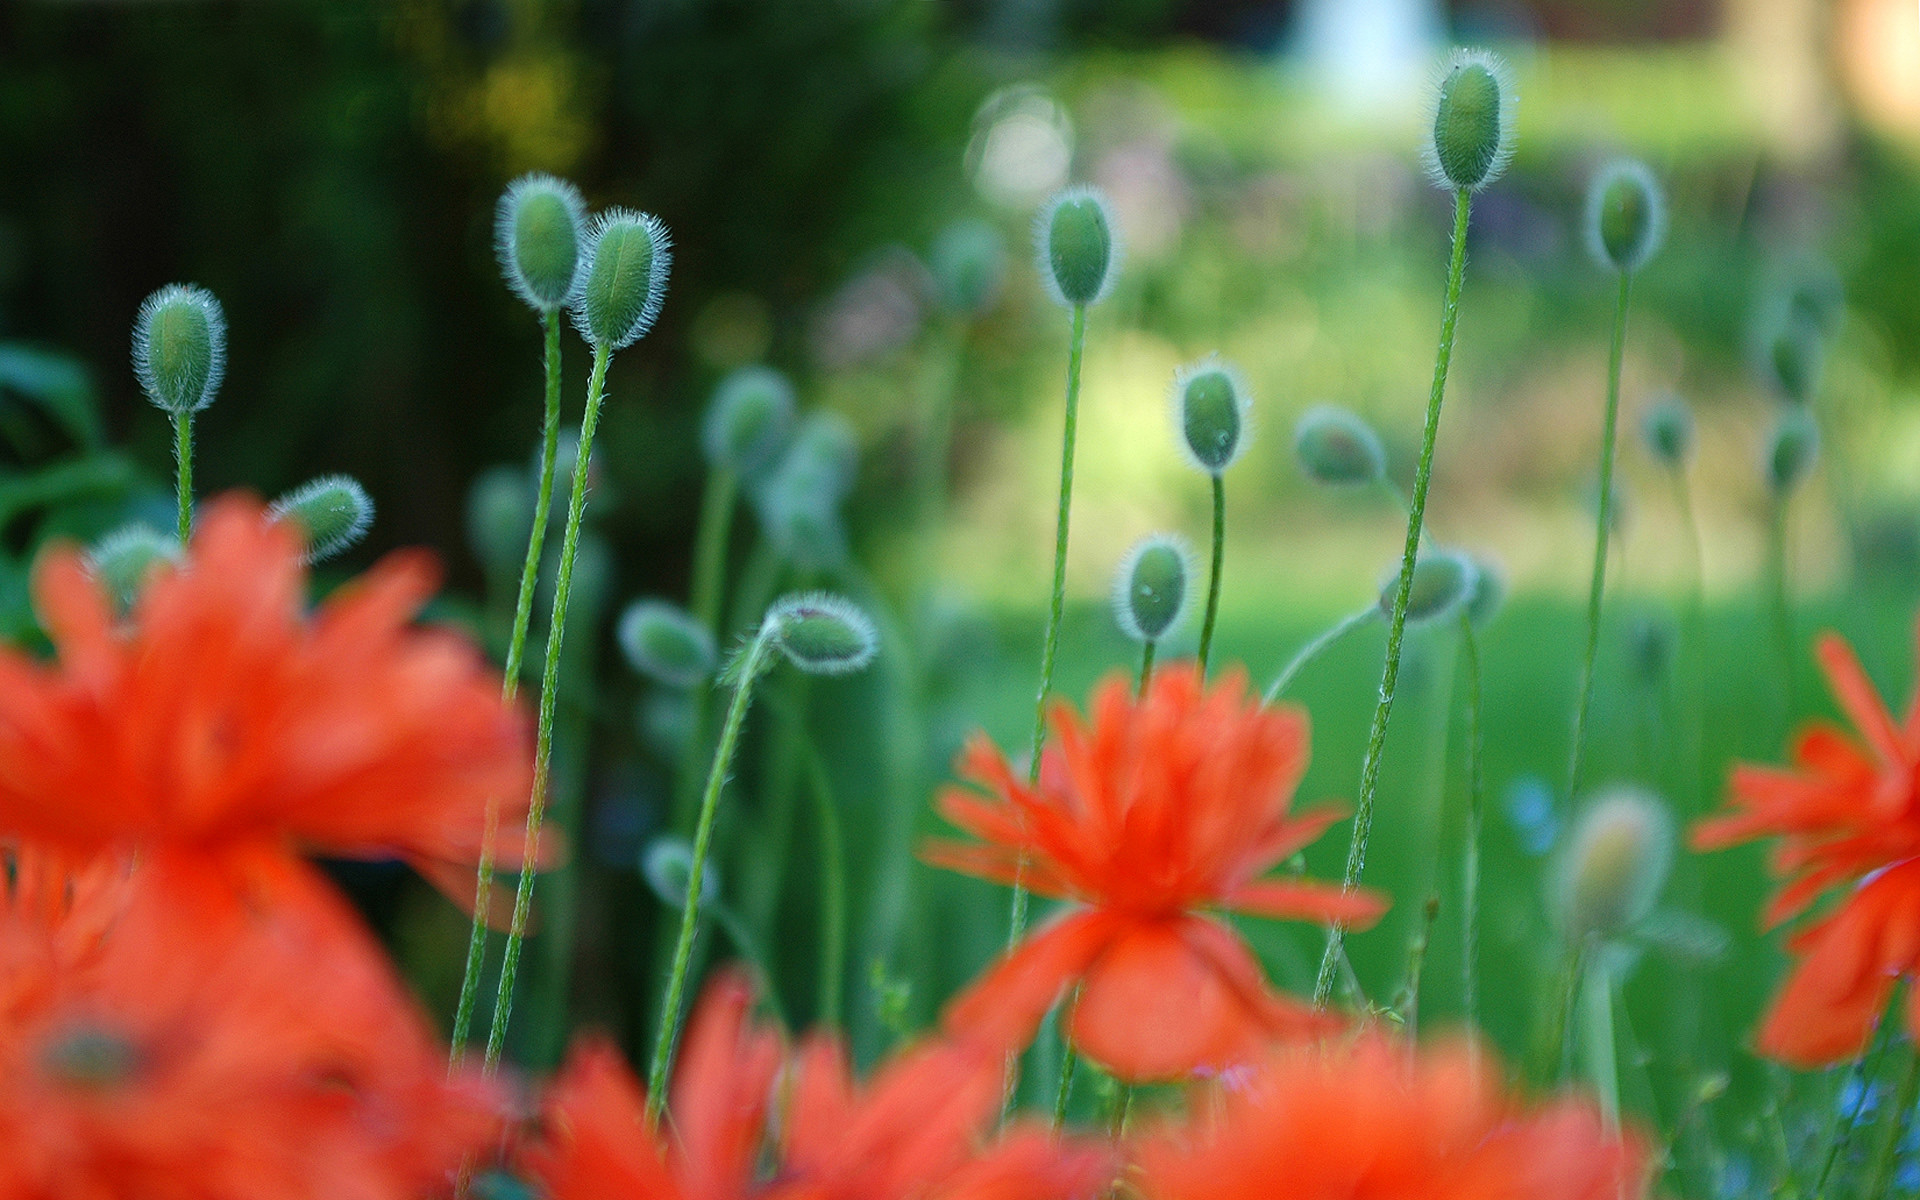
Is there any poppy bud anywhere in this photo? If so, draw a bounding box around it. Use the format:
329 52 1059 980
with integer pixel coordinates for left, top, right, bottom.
1765 409 1819 494
768 592 879 676
1583 159 1666 275
86 524 179 608
1293 404 1386 487
754 412 858 569
930 218 1007 317
643 837 719 908
269 474 374 563
1380 548 1477 627
495 173 588 313
1639 394 1694 467
1112 533 1193 644
1421 49 1517 193
1766 323 1821 405
133 283 227 415
703 365 796 476
1462 554 1505 629
572 209 672 350
1625 613 1674 687
617 599 717 689
1035 186 1119 308
1554 787 1673 943
466 466 532 581
1174 358 1252 476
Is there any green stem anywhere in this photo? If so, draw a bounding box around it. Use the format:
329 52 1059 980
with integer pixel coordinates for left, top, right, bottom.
1568 270 1634 800
1769 493 1798 720
451 309 563 1065
1460 617 1484 1048
647 623 777 1125
1674 468 1709 814
1813 1018 1891 1199
1396 894 1439 1039
484 340 610 1074
1264 608 1376 705
172 411 193 545
1313 188 1473 1007
799 734 847 1029
673 467 741 831
1581 956 1620 1127
1051 1010 1080 1129
1541 940 1585 1081
1865 1044 1920 1200
1137 640 1156 697
1197 473 1225 677
1108 1082 1135 1140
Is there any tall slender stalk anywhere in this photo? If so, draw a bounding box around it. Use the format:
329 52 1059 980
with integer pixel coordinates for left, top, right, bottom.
799 734 847 1029
172 412 193 545
1864 1045 1920 1200
1568 271 1634 799
1197 474 1225 676
484 341 611 1073
672 466 742 833
647 623 777 1124
1768 494 1798 719
1265 607 1376 705
1136 641 1157 697
451 308 564 1064
1460 617 1485 1053
1581 958 1621 1127
1314 188 1473 1007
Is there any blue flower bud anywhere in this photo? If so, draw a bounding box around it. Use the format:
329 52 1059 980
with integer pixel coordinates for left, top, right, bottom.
132 284 227 415
1421 49 1517 193
572 209 672 350
1034 186 1119 309
1112 533 1193 644
268 474 374 563
495 173 588 313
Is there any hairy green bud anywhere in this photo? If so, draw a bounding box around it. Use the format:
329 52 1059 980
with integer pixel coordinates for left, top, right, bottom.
618 599 717 689
1765 409 1819 494
703 365 796 475
1421 49 1517 193
1554 787 1673 943
643 837 719 908
929 218 1007 317
466 466 533 581
1294 404 1386 487
133 283 227 415
1112 533 1193 644
768 592 879 676
1584 158 1666 274
86 524 180 609
1639 394 1694 467
1174 358 1251 475
1035 186 1119 308
496 173 588 313
572 209 672 350
1380 548 1477 627
269 474 374 563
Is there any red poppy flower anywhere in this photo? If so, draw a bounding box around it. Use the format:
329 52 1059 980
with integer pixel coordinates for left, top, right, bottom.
1134 1032 1647 1200
0 496 536 913
1694 622 1920 1065
924 666 1387 1081
0 843 501 1200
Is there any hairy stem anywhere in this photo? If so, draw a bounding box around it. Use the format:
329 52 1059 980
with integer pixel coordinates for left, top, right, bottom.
172 411 193 545
1460 617 1484 1054
1197 474 1225 677
1137 640 1156 698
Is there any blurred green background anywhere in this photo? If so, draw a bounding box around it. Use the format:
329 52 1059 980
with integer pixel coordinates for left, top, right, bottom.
9 0 1920 1194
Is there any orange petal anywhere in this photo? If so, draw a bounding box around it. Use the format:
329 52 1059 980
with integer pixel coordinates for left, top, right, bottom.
1816 633 1905 767
1226 878 1388 928
1068 918 1273 1082
942 909 1114 1058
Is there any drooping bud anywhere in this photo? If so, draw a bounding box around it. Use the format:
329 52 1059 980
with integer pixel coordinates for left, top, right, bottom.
754 412 858 570
132 284 227 415
1421 49 1517 193
1462 554 1505 629
86 524 180 608
1034 186 1119 309
929 218 1007 317
1379 548 1476 627
1553 787 1673 943
767 592 879 676
643 837 719 909
703 365 796 476
572 209 672 350
268 474 374 563
1112 533 1193 644
1639 393 1694 467
466 466 533 582
1765 409 1819 494
617 599 717 689
495 173 588 313
1173 358 1252 476
1294 404 1386 487
1583 159 1666 275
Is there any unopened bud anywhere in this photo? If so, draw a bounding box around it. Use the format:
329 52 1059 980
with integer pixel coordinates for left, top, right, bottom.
643 837 718 909
1035 186 1119 309
572 209 672 350
86 524 179 608
1294 404 1386 487
1554 787 1673 942
767 592 878 676
1766 323 1821 405
1766 409 1819 494
495 173 587 313
930 218 1007 317
703 365 796 476
1625 613 1674 687
1584 159 1665 275
617 599 716 689
1422 49 1517 193
1380 548 1477 626
269 474 374 563
1112 534 1193 644
1174 358 1251 476
754 413 858 569
1639 394 1694 467
467 466 532 581
133 284 226 415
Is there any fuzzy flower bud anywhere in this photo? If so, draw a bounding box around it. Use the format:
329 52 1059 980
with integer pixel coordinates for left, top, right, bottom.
86 524 179 608
1112 533 1193 644
269 474 374 563
495 173 588 313
1380 548 1476 627
1639 393 1694 467
1766 323 1821 405
572 209 672 350
767 592 879 676
618 599 717 689
1034 186 1119 309
1173 358 1252 476
1553 787 1673 943
132 284 227 415
1293 404 1386 487
1421 49 1517 193
644 837 719 908
1765 409 1819 494
703 365 796 476
1584 159 1666 275
930 218 1007 317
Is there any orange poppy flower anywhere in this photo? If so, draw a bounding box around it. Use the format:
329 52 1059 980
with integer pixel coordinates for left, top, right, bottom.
0 496 535 913
1134 1032 1648 1200
924 666 1387 1081
0 842 501 1200
524 971 1110 1200
1693 623 1920 1065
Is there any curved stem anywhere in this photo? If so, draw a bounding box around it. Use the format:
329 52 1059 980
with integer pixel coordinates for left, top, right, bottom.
1264 607 1376 705
647 623 777 1125
1313 187 1474 1007
1581 956 1620 1127
1568 270 1634 800
484 340 611 1074
1459 616 1484 1054
1197 473 1225 677
1136 640 1156 697
799 734 847 1029
172 412 193 545
1768 493 1798 720
1865 1044 1920 1200
452 309 563 1064
1051 993 1080 1129
673 467 741 831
